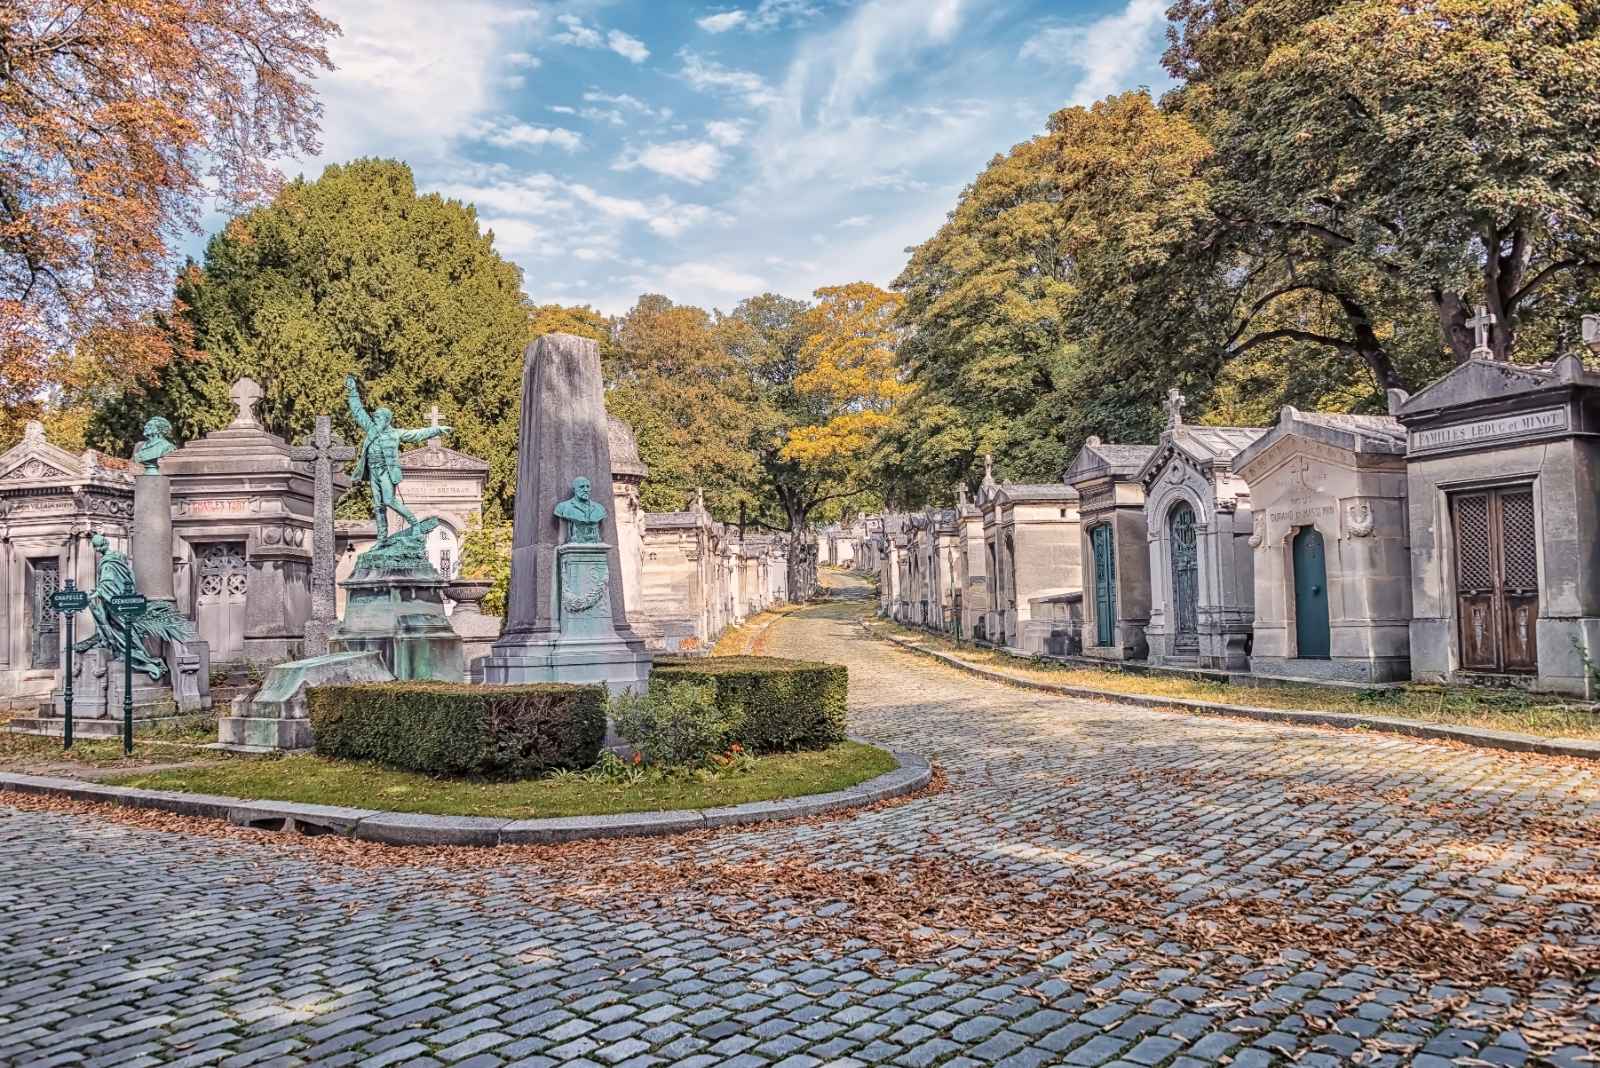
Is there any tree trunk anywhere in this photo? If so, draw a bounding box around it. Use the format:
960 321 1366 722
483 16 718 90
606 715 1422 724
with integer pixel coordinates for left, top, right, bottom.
784 499 817 602
1335 294 1410 392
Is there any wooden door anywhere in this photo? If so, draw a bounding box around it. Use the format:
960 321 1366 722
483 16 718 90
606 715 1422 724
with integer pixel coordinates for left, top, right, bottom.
195 541 248 661
1452 488 1538 674
1168 502 1199 654
1292 527 1330 659
1091 524 1116 647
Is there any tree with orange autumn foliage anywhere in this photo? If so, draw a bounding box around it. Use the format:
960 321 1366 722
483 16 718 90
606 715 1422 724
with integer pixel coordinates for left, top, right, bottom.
0 0 337 431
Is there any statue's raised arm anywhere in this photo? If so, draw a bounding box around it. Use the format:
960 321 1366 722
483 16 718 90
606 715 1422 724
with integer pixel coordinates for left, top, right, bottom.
345 375 375 433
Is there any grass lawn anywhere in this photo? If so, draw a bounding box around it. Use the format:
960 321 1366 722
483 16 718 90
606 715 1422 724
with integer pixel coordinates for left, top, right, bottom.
0 717 220 771
864 614 1600 740
105 741 899 819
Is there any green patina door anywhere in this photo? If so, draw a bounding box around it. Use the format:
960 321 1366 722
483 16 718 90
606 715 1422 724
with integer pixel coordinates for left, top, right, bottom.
1091 524 1116 647
1292 526 1331 659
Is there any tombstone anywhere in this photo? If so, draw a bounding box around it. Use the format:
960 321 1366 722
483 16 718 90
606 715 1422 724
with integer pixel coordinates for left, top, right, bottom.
288 416 355 657
163 378 326 665
1135 390 1264 670
1065 437 1157 661
1233 407 1411 682
335 402 489 615
0 422 134 709
1394 334 1600 696
481 334 651 693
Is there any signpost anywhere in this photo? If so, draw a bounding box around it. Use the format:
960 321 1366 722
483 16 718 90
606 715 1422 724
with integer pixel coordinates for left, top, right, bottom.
109 592 148 756
48 582 90 750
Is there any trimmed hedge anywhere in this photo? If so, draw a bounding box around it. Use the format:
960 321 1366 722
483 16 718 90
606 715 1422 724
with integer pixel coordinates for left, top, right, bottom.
309 682 607 778
651 656 847 752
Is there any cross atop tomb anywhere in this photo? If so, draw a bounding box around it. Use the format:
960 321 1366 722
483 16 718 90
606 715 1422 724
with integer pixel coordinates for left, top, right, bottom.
427 404 444 451
229 377 264 429
291 415 357 652
1467 304 1497 360
981 453 995 489
1164 387 1187 430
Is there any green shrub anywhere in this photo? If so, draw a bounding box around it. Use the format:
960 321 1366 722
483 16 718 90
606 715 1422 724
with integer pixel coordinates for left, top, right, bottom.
309 682 606 778
610 680 737 768
651 655 848 752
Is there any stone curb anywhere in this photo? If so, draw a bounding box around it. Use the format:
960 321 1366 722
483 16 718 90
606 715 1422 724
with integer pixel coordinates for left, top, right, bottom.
869 628 1600 762
0 748 932 845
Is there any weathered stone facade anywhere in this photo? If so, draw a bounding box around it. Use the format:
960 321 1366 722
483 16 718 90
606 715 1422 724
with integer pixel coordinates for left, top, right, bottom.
0 423 135 705
1234 408 1411 683
1138 413 1264 671
1066 439 1156 662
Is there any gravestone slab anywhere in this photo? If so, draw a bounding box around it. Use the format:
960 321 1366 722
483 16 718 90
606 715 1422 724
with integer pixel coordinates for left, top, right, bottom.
219 650 395 750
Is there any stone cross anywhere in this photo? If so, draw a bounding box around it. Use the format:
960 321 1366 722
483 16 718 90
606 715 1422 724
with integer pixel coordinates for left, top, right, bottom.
1468 304 1497 359
1164 387 1187 430
290 415 356 656
982 454 994 485
229 377 264 430
428 404 443 451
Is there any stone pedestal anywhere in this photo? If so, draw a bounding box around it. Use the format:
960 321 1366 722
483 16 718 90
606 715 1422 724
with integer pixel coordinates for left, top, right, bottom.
329 518 464 682
218 650 394 749
51 647 114 720
483 544 649 692
168 639 212 714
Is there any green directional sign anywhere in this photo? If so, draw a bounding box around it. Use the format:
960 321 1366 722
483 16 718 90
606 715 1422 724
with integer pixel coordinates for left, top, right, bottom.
50 588 89 614
110 592 148 618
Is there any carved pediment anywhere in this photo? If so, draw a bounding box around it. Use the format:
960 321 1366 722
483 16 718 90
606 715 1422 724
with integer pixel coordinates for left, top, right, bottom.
0 454 76 482
399 445 490 473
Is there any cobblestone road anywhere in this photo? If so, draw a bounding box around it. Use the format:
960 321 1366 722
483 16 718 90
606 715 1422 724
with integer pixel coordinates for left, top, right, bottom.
3 574 1598 1068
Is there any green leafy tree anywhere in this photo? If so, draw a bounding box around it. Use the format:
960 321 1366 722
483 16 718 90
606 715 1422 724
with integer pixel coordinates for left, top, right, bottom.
606 294 761 514
88 159 531 512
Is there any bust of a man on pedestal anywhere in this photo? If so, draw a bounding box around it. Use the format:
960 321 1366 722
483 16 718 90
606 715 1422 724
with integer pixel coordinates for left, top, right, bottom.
554 477 605 544
133 417 176 474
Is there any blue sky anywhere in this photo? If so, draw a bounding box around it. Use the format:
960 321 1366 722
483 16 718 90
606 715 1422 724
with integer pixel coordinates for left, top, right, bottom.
290 0 1172 315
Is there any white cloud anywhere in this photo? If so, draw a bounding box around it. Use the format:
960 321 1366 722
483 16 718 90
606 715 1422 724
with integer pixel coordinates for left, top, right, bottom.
467 117 583 152
548 104 577 115
697 11 747 32
854 171 931 193
607 29 651 63
505 51 541 69
669 261 767 293
836 214 872 228
552 14 652 64
705 120 745 146
614 140 725 184
1019 0 1168 103
584 91 672 120
678 51 778 107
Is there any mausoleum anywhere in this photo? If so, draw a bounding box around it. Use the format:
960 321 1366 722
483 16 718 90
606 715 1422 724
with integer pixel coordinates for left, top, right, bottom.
1065 437 1156 662
1395 344 1600 696
1233 407 1411 682
987 484 1081 653
1138 392 1264 670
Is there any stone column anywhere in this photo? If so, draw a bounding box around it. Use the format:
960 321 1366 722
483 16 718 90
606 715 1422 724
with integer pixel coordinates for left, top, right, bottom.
133 473 175 602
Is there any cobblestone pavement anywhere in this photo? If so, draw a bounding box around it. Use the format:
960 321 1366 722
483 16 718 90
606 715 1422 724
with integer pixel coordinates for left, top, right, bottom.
3 574 1599 1068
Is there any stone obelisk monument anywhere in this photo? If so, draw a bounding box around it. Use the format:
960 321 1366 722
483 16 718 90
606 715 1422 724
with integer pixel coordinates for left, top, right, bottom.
481 333 651 692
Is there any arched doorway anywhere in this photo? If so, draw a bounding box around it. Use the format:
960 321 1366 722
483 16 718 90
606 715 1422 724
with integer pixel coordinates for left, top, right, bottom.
1168 502 1199 656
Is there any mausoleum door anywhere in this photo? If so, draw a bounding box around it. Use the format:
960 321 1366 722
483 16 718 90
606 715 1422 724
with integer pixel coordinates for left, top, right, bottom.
1168 502 1199 654
1291 527 1330 659
1451 488 1538 674
196 541 248 661
1091 524 1116 646
26 556 61 669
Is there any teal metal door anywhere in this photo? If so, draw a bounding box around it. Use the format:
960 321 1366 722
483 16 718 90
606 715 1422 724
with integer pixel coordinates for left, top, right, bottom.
1092 524 1116 646
1292 526 1330 659
1168 503 1199 654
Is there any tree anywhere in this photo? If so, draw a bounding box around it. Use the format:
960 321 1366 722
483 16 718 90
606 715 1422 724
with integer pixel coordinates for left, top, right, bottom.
88 159 531 512
729 284 904 594
606 294 762 515
1163 0 1600 382
530 303 610 346
0 0 336 421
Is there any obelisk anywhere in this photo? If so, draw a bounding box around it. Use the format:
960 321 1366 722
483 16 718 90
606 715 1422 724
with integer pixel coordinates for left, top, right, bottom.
481 333 651 693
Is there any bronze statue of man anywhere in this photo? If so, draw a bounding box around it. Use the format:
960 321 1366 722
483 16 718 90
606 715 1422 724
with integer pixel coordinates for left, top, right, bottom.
554 477 606 544
132 417 177 474
345 375 451 540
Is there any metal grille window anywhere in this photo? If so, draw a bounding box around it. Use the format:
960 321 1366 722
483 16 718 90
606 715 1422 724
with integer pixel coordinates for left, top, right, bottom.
28 557 61 669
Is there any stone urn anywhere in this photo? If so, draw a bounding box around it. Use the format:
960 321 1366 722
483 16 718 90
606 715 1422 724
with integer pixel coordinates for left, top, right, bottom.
445 577 494 616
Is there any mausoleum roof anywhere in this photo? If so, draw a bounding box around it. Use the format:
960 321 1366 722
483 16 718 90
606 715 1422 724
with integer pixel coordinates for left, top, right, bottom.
995 483 1080 503
399 444 490 474
0 420 134 490
1139 424 1266 486
1394 354 1598 422
607 413 649 479
1064 438 1157 486
644 510 706 530
1234 406 1404 476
